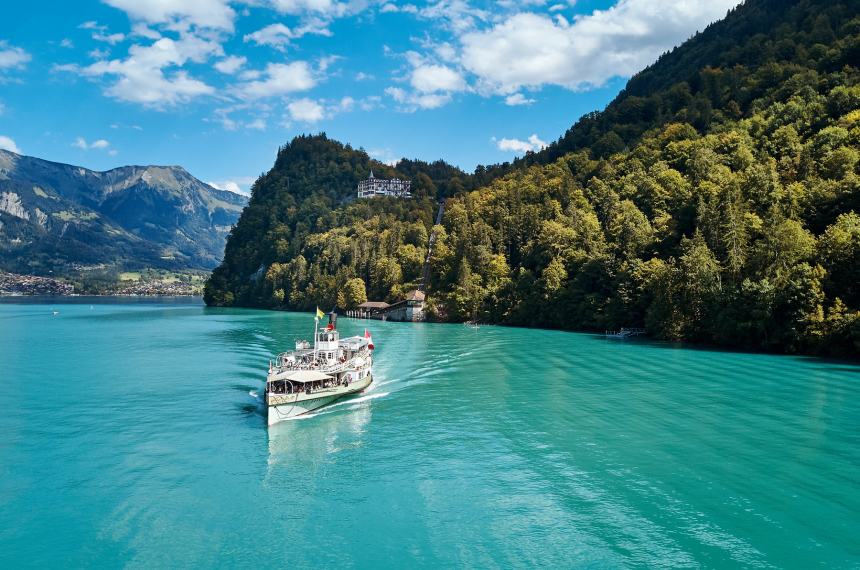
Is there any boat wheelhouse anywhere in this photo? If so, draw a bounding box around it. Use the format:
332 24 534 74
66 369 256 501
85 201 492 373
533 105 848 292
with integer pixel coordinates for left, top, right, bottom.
265 312 374 425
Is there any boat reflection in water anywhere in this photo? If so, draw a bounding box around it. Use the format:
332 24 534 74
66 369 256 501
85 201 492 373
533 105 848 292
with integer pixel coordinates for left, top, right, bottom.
265 395 373 480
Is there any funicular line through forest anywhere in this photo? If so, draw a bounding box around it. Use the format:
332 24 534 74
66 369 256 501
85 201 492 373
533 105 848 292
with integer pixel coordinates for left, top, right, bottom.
419 202 445 293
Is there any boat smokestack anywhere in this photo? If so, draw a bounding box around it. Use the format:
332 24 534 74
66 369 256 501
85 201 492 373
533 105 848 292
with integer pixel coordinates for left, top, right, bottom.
328 312 338 330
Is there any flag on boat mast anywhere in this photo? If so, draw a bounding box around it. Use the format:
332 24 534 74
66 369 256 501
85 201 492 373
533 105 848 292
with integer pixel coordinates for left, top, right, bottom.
315 307 324 322
365 329 374 350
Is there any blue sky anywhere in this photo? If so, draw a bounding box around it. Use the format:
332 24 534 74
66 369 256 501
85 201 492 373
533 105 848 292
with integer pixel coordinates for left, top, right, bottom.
0 0 740 193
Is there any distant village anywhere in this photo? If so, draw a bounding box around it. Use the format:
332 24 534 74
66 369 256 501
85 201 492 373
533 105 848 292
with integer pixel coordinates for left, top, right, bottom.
0 272 74 295
114 280 200 296
0 272 201 296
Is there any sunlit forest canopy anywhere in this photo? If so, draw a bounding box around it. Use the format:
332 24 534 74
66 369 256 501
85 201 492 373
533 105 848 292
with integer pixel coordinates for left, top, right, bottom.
206 0 860 358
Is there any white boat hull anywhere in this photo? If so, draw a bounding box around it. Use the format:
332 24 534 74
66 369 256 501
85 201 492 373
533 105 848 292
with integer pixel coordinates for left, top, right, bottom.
266 375 373 425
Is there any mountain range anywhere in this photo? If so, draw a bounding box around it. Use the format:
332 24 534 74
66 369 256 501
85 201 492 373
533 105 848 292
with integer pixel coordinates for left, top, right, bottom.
0 149 247 273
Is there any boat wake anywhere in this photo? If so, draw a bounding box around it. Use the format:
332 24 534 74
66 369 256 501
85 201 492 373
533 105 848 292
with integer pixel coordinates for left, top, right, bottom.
336 392 389 407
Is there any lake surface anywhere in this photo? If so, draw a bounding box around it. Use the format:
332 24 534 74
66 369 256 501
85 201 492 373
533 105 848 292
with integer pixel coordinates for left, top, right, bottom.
1 297 858 569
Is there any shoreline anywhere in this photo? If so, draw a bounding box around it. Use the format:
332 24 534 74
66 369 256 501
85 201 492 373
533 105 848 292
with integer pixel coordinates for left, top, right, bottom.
0 293 202 298
6 295 858 362
248 305 860 363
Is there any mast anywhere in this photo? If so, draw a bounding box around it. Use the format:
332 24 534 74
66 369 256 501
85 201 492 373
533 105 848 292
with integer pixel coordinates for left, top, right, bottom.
313 307 319 365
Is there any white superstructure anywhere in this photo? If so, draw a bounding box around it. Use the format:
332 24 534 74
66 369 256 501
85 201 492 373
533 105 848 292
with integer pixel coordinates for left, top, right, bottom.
265 312 374 425
357 171 412 199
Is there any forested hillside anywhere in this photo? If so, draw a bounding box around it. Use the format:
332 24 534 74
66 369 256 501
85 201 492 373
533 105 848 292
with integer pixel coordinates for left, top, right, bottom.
206 0 860 357
204 135 441 307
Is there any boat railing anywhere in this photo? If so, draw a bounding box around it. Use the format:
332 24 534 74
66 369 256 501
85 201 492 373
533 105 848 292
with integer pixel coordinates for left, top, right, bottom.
319 349 371 373
273 349 315 369
267 377 343 394
272 348 371 373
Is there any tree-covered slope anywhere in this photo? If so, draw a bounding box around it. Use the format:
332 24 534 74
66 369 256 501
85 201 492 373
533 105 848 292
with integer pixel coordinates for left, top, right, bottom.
484 0 860 177
206 0 860 357
204 135 441 307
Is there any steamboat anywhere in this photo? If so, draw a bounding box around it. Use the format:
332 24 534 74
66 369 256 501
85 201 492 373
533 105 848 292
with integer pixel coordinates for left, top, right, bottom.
265 311 374 426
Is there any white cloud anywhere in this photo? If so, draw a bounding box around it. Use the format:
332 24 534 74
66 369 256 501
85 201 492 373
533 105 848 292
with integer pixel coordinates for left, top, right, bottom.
498 0 548 7
360 95 381 110
57 34 221 108
209 180 243 193
385 86 451 111
60 39 74 48
288 98 325 123
79 21 106 30
89 48 111 59
339 96 355 112
505 93 535 105
318 55 341 71
432 42 457 62
410 64 465 93
286 96 354 123
0 41 31 71
356 71 374 81
380 3 419 13
110 124 119 128
231 61 317 100
71 137 111 150
133 125 143 130
386 87 407 101
385 53 465 111
103 0 238 31
0 135 21 154
208 176 255 195
109 150 118 155
93 32 126 44
410 93 451 109
266 0 355 18
214 55 247 73
379 2 418 14
418 0 490 34
244 20 332 51
460 0 740 95
239 68 262 80
494 134 547 153
131 23 162 39
548 4 565 10
246 118 267 130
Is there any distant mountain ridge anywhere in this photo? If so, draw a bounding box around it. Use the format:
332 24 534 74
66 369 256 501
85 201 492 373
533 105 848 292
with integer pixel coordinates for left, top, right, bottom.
0 149 247 272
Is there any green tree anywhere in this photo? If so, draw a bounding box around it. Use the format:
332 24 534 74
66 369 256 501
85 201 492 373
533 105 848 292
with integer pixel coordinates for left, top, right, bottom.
343 278 368 308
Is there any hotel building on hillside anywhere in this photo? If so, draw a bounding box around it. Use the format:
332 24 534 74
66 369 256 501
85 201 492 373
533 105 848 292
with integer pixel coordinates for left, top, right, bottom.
357 171 412 199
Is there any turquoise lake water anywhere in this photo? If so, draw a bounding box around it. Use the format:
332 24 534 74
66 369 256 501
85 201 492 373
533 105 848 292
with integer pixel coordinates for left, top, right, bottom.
0 297 858 569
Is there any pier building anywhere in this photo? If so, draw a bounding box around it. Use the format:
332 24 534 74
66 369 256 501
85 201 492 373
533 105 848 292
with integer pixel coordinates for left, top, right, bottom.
349 291 426 322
